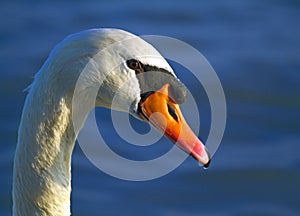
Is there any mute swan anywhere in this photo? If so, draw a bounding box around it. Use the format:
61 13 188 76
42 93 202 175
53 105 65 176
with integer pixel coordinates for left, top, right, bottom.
13 28 210 215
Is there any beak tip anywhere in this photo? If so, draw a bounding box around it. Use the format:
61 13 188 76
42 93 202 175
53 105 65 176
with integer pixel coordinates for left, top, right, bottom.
203 159 211 169
197 147 211 169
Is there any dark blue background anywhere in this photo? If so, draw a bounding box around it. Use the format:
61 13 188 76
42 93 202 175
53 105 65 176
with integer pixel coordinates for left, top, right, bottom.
1 0 300 215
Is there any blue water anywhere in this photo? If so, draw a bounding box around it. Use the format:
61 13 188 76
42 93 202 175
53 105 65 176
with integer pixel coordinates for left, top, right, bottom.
1 0 300 215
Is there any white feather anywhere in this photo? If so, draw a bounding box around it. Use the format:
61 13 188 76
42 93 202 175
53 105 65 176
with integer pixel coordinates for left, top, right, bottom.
13 28 173 216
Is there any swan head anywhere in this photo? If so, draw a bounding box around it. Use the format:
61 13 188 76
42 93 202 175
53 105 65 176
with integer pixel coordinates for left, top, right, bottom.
56 29 210 167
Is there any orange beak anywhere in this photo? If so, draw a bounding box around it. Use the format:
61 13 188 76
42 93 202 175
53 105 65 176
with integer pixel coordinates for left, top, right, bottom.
138 84 211 168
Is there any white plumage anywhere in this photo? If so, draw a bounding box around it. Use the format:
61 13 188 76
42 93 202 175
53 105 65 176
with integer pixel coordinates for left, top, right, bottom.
13 28 210 215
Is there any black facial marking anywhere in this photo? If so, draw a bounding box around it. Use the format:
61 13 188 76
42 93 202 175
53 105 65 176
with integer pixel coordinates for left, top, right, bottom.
140 91 155 103
127 58 187 104
141 64 173 76
137 101 149 121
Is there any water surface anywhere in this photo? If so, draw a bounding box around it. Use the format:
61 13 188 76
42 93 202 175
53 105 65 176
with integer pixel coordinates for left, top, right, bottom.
1 1 299 215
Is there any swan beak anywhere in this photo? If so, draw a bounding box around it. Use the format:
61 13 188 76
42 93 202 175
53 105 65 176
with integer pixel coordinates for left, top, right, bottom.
139 84 211 168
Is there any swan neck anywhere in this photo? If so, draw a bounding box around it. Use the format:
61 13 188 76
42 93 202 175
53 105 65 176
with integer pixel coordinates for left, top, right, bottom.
13 78 85 215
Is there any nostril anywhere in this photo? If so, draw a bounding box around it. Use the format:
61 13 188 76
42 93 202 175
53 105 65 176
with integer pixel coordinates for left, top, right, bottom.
167 104 178 121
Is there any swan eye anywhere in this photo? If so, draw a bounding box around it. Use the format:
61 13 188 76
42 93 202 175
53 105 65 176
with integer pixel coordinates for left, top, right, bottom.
167 104 178 121
127 59 141 70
